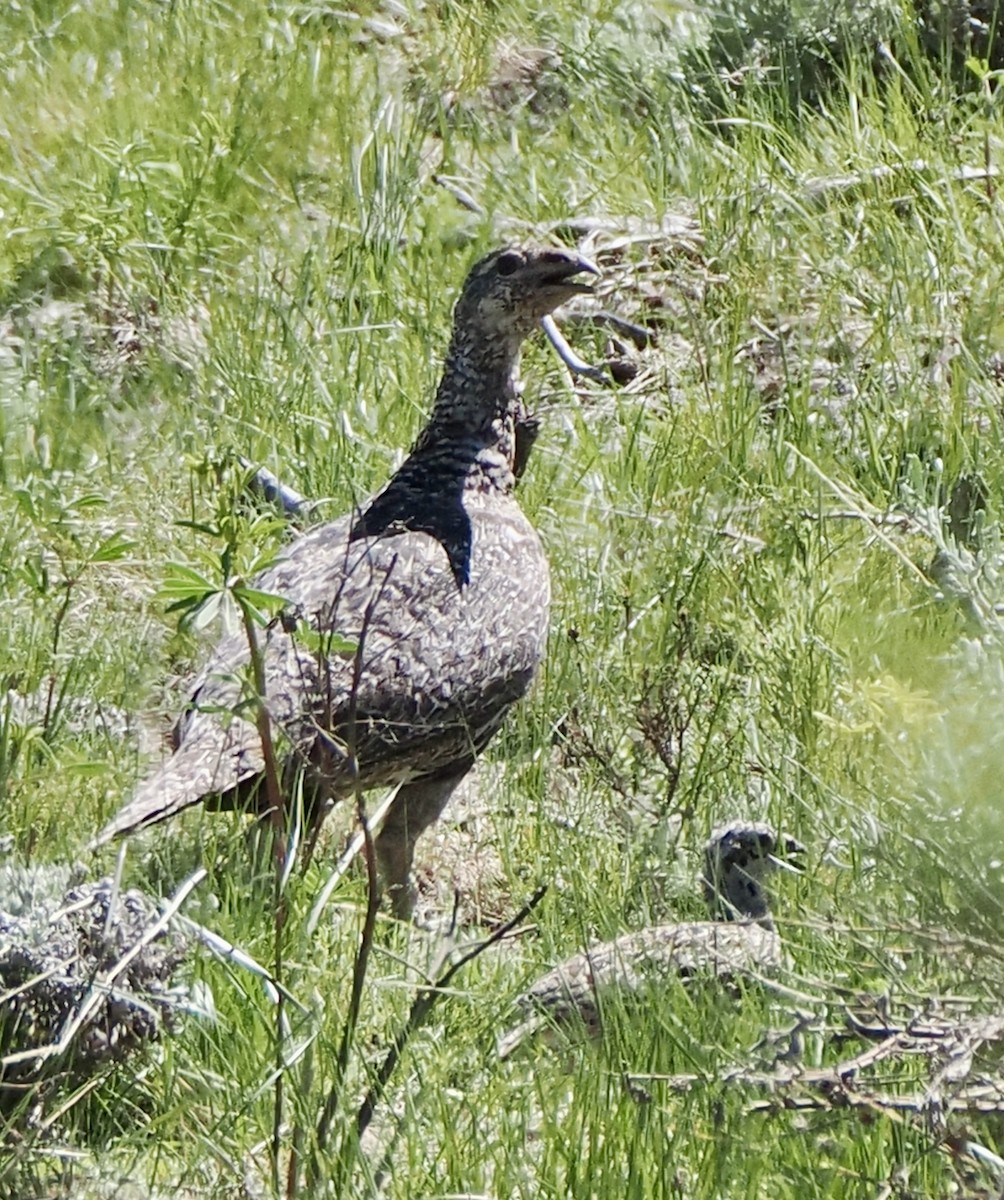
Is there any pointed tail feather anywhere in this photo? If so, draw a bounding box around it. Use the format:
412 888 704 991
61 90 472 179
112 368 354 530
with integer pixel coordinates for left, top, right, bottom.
89 740 264 848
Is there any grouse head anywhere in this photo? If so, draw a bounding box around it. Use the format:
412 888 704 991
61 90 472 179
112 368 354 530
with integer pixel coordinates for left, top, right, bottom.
453 245 600 350
702 821 804 927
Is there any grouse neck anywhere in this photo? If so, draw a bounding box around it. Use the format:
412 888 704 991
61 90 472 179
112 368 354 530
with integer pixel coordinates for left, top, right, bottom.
705 873 775 930
410 335 523 490
426 330 521 436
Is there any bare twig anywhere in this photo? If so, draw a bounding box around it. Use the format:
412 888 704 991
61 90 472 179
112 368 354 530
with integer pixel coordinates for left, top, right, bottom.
797 509 917 528
237 599 287 869
745 1086 1004 1118
305 787 400 935
235 596 291 1195
355 885 548 1141
541 315 606 382
803 159 998 201
239 456 308 518
785 445 934 590
431 174 485 215
312 793 381 1166
565 310 654 349
43 568 76 738
625 1009 1004 1164
308 562 396 1188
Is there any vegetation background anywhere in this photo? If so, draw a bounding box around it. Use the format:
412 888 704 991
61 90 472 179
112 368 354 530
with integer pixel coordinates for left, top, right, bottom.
3 0 1004 1195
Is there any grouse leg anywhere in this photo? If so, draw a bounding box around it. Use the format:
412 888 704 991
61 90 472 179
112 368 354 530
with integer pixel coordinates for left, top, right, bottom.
376 761 473 919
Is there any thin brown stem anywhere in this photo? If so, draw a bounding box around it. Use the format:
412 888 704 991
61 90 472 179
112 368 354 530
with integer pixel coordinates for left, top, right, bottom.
237 594 288 1194
238 597 287 866
307 563 395 1187
43 568 76 738
355 885 548 1141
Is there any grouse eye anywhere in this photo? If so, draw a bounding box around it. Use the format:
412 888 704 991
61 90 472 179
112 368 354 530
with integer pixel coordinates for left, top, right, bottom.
495 251 521 276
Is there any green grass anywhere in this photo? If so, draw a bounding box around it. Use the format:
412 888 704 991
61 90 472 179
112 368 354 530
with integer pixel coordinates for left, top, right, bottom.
3 0 1004 1195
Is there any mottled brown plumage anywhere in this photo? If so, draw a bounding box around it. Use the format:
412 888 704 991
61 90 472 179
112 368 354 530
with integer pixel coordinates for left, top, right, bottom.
498 822 802 1056
93 246 600 917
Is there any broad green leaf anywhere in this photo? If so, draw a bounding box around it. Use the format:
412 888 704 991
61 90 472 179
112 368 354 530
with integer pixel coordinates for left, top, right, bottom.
89 530 137 564
157 563 219 604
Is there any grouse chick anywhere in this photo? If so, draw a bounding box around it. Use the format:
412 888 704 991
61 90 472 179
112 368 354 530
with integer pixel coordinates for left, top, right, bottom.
93 246 599 918
498 821 802 1056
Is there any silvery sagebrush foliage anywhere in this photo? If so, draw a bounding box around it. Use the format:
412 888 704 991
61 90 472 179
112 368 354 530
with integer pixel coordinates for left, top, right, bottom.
0 860 191 1087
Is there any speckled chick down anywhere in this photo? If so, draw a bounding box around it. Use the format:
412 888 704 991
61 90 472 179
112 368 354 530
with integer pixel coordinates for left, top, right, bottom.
498 822 802 1056
93 247 599 917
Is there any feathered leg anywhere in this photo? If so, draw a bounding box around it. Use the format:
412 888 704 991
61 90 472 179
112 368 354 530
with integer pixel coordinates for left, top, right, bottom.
376 762 472 919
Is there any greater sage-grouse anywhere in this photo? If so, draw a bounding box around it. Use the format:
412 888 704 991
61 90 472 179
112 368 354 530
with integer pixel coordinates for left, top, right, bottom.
93 246 600 917
498 821 802 1056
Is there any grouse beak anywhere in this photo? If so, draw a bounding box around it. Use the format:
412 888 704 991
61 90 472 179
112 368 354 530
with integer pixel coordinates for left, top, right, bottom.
532 250 601 303
769 834 805 874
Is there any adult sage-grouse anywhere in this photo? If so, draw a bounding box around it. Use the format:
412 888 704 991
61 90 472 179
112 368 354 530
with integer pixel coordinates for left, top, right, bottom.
498 821 802 1056
93 245 600 917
